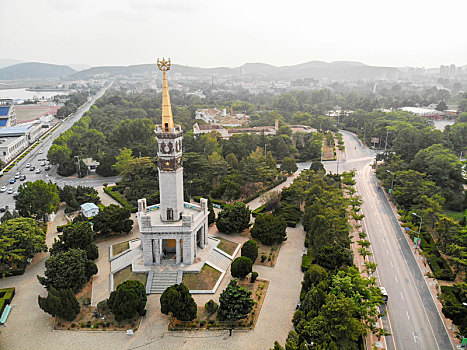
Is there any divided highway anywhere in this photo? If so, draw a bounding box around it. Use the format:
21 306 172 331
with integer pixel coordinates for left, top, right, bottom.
324 131 453 350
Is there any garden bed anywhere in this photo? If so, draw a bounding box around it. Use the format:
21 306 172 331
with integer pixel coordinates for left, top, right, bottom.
214 237 239 256
112 241 130 257
53 279 141 331
183 264 222 291
169 279 269 331
242 231 281 267
113 266 148 289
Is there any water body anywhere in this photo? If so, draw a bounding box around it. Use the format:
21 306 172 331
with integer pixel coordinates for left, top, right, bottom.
0 88 68 100
433 119 455 131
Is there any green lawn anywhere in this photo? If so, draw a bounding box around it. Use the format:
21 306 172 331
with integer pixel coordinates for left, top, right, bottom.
214 237 238 256
113 266 147 289
182 264 222 291
112 241 130 257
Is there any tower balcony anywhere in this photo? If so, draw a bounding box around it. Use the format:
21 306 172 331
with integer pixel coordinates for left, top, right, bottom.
155 124 183 137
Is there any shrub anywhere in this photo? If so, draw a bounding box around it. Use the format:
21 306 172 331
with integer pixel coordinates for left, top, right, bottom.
231 257 253 279
108 280 147 322
205 299 218 315
250 271 258 283
160 283 197 321
241 240 258 263
250 213 287 245
216 202 251 234
261 254 267 263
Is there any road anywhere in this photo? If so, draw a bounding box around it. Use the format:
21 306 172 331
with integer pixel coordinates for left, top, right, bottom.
0 83 120 211
323 131 453 350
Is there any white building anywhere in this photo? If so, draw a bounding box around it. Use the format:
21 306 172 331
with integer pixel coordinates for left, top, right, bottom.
0 99 17 127
80 203 99 218
0 123 43 164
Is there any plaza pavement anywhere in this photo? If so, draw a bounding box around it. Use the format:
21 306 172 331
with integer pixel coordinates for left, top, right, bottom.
0 183 305 350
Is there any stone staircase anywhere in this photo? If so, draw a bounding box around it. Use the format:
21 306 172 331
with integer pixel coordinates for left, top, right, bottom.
207 250 232 272
149 271 180 294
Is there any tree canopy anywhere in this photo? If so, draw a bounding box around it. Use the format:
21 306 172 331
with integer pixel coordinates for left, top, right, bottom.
15 180 59 220
108 280 147 322
160 283 197 321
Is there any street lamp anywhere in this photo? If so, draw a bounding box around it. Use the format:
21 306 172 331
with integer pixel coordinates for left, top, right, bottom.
412 212 422 252
387 170 394 194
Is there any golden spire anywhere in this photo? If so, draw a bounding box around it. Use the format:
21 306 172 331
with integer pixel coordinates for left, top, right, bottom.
157 58 174 132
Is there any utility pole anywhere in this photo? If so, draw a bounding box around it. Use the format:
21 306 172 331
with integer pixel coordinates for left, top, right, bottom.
412 212 423 252
387 170 395 195
74 155 80 174
264 144 267 157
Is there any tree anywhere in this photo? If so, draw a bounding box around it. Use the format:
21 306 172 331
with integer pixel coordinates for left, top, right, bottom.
218 280 255 321
15 180 59 221
0 217 47 260
160 283 197 321
231 256 253 279
251 213 287 245
281 157 298 175
310 161 325 173
108 280 147 322
50 221 98 260
314 244 353 271
435 101 447 111
38 248 96 292
93 204 133 235
216 202 251 234
38 287 80 321
112 148 135 174
208 199 215 225
241 240 258 263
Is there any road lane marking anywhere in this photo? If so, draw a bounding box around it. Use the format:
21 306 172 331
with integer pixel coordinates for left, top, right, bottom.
386 249 389 255
400 292 404 301
413 332 417 343
406 311 410 320
395 276 399 283
390 261 394 268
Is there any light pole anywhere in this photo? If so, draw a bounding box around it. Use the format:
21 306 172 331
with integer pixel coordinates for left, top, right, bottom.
74 155 80 174
412 212 422 252
387 170 394 194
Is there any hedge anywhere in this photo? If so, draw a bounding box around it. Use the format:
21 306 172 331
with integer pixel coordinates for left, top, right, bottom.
252 204 267 218
301 254 313 272
103 186 137 212
0 287 15 316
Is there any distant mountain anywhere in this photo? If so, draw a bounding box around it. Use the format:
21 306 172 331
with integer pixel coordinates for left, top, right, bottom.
69 60 401 81
0 58 24 69
67 63 92 71
0 62 76 80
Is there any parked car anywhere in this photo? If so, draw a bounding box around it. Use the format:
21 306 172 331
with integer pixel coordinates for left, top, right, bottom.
35 168 41 174
25 163 31 168
7 188 13 194
13 191 18 196
20 175 26 181
15 172 21 179
44 165 50 171
9 178 15 184
30 166 35 171
41 161 46 166
0 207 5 212
39 149 43 154
0 186 6 193
379 287 388 302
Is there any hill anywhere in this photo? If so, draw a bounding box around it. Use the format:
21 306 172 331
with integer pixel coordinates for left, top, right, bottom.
69 60 401 81
0 58 24 70
0 62 76 80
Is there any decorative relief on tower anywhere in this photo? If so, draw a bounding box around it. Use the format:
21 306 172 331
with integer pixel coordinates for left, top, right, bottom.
159 156 182 171
159 141 174 154
175 139 182 153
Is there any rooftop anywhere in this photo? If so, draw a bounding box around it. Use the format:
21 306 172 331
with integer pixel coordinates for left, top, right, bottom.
0 106 10 116
138 202 206 233
81 202 99 211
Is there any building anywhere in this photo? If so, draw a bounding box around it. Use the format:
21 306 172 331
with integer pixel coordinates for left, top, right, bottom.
80 203 99 218
0 123 43 164
0 99 17 127
137 58 209 266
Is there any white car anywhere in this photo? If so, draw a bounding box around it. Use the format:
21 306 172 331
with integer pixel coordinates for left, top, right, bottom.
0 186 6 193
26 163 31 168
15 172 21 179
379 287 388 302
39 149 43 154
35 168 41 174
7 188 14 194
41 161 46 166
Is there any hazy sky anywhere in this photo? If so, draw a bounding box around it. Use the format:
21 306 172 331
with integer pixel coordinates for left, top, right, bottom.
1 0 466 68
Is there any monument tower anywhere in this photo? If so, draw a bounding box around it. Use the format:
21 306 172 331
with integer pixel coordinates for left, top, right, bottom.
137 58 209 266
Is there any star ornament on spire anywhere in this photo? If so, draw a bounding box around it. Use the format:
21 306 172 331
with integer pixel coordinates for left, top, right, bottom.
157 58 171 71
